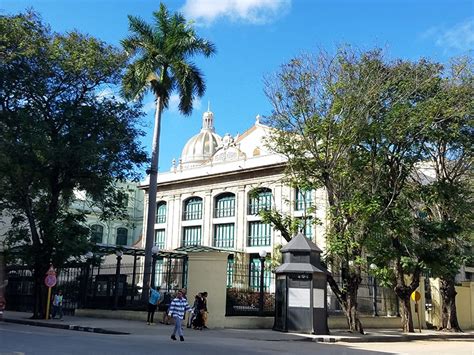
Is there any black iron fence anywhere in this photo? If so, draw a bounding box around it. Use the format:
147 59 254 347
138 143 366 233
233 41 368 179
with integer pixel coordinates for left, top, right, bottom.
6 264 85 315
5 255 188 314
226 259 275 316
225 265 398 318
85 257 187 310
327 273 399 316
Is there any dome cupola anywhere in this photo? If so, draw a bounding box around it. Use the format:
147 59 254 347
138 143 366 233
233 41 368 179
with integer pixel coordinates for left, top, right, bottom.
180 107 221 168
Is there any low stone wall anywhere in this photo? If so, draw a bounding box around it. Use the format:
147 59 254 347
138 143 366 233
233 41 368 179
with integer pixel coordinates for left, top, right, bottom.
77 309 148 321
76 309 403 330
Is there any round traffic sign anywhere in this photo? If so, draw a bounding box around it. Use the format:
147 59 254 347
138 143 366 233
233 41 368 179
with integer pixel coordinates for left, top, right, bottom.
44 274 57 288
411 290 421 302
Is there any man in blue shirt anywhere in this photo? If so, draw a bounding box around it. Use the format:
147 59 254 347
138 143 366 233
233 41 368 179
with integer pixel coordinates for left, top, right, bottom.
168 289 191 341
147 284 161 325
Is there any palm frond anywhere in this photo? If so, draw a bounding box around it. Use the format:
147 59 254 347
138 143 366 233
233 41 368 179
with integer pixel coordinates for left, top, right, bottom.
121 3 215 116
172 61 206 115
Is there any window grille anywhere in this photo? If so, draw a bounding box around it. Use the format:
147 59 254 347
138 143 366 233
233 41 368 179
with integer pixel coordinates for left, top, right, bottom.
213 223 235 248
248 221 271 247
295 188 313 211
214 193 236 218
154 229 166 249
156 202 167 223
182 226 202 246
183 197 203 220
248 188 272 215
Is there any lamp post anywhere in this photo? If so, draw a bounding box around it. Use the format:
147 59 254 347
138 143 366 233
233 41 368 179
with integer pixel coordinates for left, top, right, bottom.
258 250 267 316
83 251 93 308
151 246 160 289
113 250 123 310
369 263 378 317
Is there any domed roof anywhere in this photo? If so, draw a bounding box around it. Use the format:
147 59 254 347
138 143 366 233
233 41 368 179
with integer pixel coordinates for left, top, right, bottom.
181 109 222 168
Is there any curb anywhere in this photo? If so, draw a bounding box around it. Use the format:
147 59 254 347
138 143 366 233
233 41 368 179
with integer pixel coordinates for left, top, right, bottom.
311 333 474 343
2 318 130 335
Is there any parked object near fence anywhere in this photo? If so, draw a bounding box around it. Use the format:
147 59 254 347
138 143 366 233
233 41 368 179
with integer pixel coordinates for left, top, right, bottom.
274 232 329 335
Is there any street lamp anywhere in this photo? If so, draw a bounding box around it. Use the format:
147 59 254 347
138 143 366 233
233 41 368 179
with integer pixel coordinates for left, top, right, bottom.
258 250 267 316
369 263 378 317
113 250 123 310
151 246 160 289
83 252 93 308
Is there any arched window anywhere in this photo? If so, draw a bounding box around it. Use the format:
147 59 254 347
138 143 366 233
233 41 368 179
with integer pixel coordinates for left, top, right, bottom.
116 227 128 246
295 188 313 211
90 224 103 244
183 197 203 220
214 193 236 218
156 201 167 223
248 188 272 215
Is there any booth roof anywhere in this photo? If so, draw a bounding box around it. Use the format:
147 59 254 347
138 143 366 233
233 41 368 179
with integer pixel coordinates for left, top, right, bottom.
281 232 323 253
275 263 327 274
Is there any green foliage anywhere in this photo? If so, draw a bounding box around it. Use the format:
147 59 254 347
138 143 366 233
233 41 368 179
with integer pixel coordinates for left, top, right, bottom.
0 12 147 270
264 47 472 330
121 3 216 112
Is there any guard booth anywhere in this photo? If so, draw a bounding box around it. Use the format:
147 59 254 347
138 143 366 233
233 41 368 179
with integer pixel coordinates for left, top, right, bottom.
274 232 329 334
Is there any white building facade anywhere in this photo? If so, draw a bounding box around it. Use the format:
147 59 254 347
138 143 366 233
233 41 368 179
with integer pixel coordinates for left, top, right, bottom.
140 110 329 263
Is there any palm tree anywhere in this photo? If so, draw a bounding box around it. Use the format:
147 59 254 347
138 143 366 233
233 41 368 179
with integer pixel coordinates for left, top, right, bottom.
121 3 215 301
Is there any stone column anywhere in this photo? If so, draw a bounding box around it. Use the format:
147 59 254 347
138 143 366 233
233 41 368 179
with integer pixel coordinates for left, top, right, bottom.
236 187 246 250
186 251 229 328
203 191 213 246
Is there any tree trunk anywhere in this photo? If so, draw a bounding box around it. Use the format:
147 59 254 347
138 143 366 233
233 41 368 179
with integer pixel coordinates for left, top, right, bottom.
398 293 414 333
345 285 364 334
142 97 163 302
439 277 462 332
32 261 46 319
327 273 364 334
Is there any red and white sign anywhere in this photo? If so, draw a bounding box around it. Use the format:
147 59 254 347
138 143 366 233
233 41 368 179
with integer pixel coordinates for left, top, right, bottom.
44 274 57 288
44 264 57 288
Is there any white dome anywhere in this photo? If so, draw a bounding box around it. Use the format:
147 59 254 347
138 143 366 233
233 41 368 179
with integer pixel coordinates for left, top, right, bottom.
181 110 221 168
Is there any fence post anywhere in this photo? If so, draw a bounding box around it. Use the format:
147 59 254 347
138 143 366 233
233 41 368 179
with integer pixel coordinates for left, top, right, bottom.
131 253 137 304
113 251 123 310
259 251 267 316
373 277 378 316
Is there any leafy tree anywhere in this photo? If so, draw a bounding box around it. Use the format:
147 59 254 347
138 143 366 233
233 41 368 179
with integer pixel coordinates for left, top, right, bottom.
264 48 388 333
264 48 449 332
121 3 215 300
0 12 147 318
415 57 473 331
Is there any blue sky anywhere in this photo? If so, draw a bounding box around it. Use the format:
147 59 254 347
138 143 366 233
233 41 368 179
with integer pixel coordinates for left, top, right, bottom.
3 0 473 173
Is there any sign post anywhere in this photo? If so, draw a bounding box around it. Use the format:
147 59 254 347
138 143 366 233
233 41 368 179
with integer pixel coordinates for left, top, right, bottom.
411 290 421 333
44 265 57 320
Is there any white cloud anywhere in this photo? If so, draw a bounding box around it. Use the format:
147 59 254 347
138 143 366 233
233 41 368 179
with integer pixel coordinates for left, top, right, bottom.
181 0 291 25
422 18 474 52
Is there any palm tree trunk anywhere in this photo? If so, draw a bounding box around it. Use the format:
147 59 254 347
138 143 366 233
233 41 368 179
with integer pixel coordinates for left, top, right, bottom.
142 97 163 302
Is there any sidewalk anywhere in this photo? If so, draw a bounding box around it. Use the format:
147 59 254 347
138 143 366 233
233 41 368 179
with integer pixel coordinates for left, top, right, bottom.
2 311 473 343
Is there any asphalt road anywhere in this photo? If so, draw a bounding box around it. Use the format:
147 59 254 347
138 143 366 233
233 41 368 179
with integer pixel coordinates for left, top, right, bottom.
0 322 472 355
